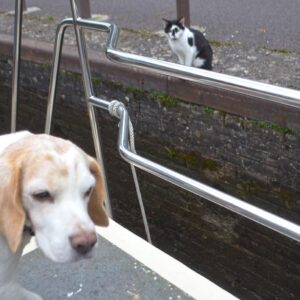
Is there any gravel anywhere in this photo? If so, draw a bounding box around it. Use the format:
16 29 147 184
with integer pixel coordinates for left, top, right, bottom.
0 12 299 90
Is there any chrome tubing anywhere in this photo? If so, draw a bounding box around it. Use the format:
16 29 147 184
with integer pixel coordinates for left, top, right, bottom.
106 48 300 109
69 0 112 217
112 104 300 243
45 18 111 133
45 15 300 241
45 21 69 134
47 17 300 108
11 0 24 132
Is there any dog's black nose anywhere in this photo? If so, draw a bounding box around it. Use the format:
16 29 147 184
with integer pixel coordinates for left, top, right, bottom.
69 231 97 255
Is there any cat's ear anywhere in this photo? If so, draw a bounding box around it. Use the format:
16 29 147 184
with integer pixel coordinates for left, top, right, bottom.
162 18 169 24
178 17 185 26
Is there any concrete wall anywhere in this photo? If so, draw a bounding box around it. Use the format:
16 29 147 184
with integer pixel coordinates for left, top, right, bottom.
0 35 299 299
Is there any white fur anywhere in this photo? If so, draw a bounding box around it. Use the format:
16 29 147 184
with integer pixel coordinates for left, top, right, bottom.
0 131 105 300
166 25 205 68
22 147 96 263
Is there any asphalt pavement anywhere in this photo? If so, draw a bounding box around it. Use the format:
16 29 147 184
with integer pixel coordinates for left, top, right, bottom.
0 0 300 51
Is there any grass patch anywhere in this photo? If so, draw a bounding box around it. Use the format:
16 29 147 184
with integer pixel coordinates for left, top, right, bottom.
46 16 55 22
209 40 236 47
263 47 293 55
122 28 157 38
203 106 214 114
38 15 55 23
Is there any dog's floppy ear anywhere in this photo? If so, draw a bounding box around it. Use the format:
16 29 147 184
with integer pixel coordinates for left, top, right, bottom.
0 157 26 253
88 158 109 227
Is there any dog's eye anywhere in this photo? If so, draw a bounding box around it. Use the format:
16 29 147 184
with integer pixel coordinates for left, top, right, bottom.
84 187 93 198
32 191 53 202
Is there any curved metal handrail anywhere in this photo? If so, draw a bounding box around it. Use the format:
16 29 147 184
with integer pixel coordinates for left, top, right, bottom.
89 96 300 243
44 7 300 242
45 17 300 129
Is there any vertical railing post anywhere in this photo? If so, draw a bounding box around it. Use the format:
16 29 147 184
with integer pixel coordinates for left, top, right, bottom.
70 0 112 217
11 0 24 132
176 0 190 27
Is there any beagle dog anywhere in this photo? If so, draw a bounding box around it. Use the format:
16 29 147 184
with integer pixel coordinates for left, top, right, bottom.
0 131 109 300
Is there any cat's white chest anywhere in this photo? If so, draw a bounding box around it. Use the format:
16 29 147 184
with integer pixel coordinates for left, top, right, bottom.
167 29 197 67
169 39 189 55
168 31 192 54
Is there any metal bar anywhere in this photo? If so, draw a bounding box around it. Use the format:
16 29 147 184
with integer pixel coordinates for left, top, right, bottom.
11 0 24 132
45 21 69 134
69 0 112 218
54 18 300 107
45 18 110 133
106 49 300 108
176 0 190 27
45 16 300 242
48 18 300 108
113 104 300 243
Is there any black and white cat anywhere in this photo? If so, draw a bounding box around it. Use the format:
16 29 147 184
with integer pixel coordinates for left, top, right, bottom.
163 17 213 70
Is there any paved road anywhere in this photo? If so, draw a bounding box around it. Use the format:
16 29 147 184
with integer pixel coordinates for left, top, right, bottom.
1 0 300 51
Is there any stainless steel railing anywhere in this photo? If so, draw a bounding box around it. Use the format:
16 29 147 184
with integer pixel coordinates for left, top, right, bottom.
12 0 300 242
89 96 300 242
11 0 24 132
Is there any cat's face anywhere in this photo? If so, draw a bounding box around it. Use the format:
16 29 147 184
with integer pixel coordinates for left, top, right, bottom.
163 18 185 40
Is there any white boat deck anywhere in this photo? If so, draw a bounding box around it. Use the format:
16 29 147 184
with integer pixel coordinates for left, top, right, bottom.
19 220 238 300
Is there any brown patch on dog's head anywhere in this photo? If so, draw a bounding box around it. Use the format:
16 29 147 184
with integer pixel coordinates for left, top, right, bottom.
0 155 25 253
88 158 109 227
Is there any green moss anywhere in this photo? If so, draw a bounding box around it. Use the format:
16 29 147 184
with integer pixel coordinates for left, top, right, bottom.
92 76 102 85
106 80 144 97
38 15 55 23
62 70 81 79
218 110 227 118
209 40 236 47
122 28 157 38
203 106 214 114
279 188 294 209
237 180 267 199
166 147 197 168
166 147 177 159
165 147 218 171
40 63 52 71
201 158 218 171
253 120 300 137
237 180 296 209
108 81 123 90
150 92 179 108
124 86 144 97
263 47 293 56
46 16 55 22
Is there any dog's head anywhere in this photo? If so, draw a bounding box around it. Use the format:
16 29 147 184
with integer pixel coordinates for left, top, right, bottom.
0 133 108 263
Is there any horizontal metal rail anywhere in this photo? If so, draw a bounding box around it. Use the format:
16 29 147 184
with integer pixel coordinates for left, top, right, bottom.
89 95 300 242
45 15 300 242
48 18 300 109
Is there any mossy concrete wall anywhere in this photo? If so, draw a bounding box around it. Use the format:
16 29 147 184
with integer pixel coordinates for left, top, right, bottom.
0 47 299 299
